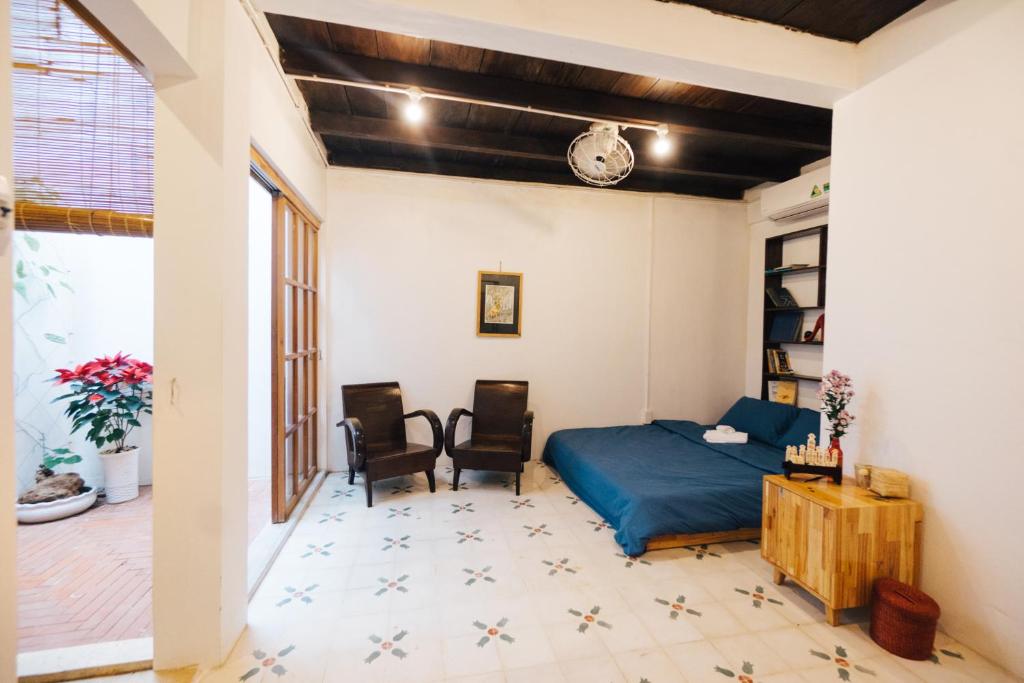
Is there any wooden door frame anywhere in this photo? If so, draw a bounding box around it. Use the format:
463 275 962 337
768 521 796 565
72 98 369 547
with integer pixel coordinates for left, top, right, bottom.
251 147 321 523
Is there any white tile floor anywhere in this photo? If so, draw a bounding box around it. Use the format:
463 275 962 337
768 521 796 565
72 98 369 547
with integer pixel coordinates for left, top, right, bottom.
119 463 1021 683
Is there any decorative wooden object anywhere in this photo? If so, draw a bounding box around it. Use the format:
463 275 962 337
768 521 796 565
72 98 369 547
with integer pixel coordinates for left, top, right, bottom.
782 432 842 483
869 467 910 498
761 474 923 626
782 460 842 484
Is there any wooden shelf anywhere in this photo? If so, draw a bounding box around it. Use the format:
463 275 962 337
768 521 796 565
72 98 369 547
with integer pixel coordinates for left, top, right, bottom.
773 224 826 242
766 306 824 312
762 224 828 401
765 265 825 276
765 374 819 385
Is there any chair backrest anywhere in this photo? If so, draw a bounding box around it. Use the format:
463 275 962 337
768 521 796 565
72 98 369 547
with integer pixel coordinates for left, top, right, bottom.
471 380 528 443
341 382 406 451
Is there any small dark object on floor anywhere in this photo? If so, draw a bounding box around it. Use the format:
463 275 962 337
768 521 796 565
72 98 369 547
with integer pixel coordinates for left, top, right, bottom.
17 470 85 504
871 577 940 660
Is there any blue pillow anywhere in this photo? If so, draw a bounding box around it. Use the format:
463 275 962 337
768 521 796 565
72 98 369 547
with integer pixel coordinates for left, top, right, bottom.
775 408 823 449
718 397 799 446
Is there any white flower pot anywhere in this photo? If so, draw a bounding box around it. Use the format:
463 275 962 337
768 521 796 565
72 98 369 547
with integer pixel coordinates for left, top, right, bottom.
16 487 98 524
100 446 140 503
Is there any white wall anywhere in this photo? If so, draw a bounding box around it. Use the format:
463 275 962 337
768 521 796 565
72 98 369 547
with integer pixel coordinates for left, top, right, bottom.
324 168 749 470
828 0 1024 675
1 0 19 677
146 0 328 670
649 198 749 423
246 10 325 219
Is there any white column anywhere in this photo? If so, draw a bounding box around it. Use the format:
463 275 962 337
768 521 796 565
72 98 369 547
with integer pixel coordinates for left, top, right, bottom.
151 0 250 669
0 0 19 678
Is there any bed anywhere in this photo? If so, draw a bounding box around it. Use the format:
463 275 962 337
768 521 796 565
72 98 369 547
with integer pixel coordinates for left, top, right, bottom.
542 398 820 555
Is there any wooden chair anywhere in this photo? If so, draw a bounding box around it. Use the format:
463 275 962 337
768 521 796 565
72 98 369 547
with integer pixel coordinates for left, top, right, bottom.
338 382 443 507
445 380 533 495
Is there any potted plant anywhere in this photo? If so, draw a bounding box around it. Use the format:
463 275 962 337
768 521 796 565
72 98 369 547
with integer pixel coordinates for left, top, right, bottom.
15 434 98 524
817 369 855 470
53 353 153 503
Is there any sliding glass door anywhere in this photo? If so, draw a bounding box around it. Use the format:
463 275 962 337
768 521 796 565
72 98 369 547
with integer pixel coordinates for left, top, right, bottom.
272 197 319 521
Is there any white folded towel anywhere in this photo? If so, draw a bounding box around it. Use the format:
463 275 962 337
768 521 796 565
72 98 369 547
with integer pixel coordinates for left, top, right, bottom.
703 428 748 444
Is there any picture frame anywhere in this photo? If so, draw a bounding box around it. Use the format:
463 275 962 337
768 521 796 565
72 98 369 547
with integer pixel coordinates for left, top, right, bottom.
769 379 798 406
476 271 522 337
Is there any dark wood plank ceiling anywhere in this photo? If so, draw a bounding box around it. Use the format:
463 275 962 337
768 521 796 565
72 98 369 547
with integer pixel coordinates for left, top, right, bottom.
662 0 926 43
266 14 835 199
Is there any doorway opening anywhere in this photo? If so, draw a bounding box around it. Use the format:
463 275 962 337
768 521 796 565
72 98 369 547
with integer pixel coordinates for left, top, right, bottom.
11 0 155 660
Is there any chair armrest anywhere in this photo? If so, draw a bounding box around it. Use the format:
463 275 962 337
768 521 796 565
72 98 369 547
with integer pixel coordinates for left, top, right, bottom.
339 417 367 471
521 410 535 462
405 409 443 455
444 408 473 456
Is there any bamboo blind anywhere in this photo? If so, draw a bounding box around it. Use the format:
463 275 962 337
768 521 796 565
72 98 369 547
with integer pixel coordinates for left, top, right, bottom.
11 0 154 236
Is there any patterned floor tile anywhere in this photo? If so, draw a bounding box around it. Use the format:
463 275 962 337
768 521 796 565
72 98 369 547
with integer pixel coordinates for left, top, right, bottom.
99 460 1016 683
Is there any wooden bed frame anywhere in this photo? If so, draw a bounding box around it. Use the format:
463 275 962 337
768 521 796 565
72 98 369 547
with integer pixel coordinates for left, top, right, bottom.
646 527 761 551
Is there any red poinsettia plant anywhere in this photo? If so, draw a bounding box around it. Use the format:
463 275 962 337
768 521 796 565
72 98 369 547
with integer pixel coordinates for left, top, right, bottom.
53 352 153 453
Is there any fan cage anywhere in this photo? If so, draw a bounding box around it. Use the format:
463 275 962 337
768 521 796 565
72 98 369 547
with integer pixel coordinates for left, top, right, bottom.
567 126 635 187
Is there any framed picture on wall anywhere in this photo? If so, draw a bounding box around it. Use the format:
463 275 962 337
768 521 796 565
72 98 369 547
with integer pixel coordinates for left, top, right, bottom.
477 271 522 337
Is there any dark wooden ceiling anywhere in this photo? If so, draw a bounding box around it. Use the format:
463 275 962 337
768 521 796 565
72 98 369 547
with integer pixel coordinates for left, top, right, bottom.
662 0 926 43
266 14 835 199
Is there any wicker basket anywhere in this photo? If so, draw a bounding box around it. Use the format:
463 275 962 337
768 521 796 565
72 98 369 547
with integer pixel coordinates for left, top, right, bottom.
870 578 940 660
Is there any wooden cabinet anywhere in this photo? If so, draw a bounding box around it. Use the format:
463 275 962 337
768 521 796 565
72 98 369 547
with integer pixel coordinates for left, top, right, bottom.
761 474 922 626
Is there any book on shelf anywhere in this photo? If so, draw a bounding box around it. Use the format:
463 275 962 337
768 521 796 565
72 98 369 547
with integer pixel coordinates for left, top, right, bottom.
766 349 795 375
765 286 799 308
768 311 803 342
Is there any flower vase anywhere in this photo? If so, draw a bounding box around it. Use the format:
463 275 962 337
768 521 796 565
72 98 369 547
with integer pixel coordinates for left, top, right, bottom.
830 437 843 471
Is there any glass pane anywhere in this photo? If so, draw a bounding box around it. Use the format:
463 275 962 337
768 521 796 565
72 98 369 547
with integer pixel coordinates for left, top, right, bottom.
284 286 292 355
284 359 293 427
284 434 294 499
301 423 310 479
284 208 293 279
307 354 315 413
297 359 305 419
292 218 303 284
296 289 305 353
308 420 317 476
306 226 316 286
307 292 315 350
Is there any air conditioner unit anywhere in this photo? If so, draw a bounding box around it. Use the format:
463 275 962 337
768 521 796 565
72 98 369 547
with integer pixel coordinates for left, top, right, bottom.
761 165 830 221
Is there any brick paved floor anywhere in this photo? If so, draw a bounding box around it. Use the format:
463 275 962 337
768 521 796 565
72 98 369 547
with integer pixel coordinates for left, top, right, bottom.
17 479 273 653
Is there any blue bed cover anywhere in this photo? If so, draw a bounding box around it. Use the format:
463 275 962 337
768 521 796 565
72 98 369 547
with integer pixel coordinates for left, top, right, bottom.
542 420 783 555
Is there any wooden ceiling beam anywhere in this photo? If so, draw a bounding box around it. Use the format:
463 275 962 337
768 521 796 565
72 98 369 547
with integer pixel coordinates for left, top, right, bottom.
311 111 793 183
325 149 746 199
281 47 831 152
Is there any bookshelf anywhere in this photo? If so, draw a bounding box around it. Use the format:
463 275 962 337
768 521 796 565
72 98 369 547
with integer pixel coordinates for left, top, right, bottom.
761 224 827 401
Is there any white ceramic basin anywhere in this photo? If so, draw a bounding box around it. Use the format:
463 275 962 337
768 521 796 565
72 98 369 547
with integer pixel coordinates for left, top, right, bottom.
16 487 98 524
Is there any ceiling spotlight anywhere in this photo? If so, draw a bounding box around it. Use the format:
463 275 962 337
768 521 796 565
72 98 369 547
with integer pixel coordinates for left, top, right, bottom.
652 124 671 156
404 87 425 123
